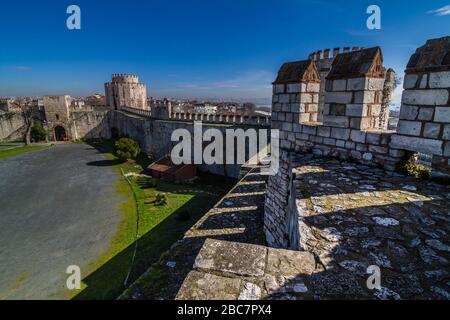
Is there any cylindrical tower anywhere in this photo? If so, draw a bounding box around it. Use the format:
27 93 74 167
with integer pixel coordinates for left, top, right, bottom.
105 74 148 110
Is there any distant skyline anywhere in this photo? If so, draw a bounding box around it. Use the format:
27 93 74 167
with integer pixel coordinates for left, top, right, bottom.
0 0 449 106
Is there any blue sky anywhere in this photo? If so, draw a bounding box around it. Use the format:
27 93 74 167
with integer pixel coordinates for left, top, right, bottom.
0 0 449 104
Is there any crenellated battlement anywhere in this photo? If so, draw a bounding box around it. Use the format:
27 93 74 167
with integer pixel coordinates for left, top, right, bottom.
111 74 140 83
308 46 364 61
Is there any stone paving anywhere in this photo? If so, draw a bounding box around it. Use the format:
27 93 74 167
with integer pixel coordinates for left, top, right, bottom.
290 155 450 299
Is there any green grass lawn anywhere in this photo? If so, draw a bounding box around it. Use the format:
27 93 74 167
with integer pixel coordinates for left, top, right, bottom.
72 140 234 300
0 145 48 159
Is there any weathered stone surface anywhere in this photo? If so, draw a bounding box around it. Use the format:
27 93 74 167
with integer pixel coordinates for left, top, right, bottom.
429 71 450 89
238 282 262 300
397 120 422 136
324 92 353 104
403 74 418 89
176 271 243 300
266 248 316 276
346 104 367 117
434 107 450 123
390 135 443 156
332 79 347 91
323 115 349 128
347 78 366 91
402 90 449 106
423 123 441 139
399 105 419 120
330 128 350 140
350 130 366 143
194 239 267 277
418 107 434 121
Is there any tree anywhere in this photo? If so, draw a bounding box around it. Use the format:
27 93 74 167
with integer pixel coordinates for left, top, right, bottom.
11 99 35 146
31 122 47 142
114 137 141 161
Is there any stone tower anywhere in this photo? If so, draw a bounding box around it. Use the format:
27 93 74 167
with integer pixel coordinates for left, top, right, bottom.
104 74 148 110
309 47 363 122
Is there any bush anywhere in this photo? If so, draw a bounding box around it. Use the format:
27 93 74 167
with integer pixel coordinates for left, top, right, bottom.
149 178 159 188
154 193 167 206
400 156 431 180
31 123 47 142
114 137 140 161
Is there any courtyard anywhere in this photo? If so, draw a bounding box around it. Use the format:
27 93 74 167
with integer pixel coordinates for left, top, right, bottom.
0 142 232 299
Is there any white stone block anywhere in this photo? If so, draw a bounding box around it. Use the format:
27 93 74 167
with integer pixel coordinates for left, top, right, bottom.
399 104 418 120
369 104 382 116
323 115 349 128
444 142 450 157
419 74 428 89
435 107 450 123
332 79 347 91
350 130 366 143
423 123 441 139
402 90 449 106
429 71 450 89
367 78 385 91
397 120 422 136
347 78 366 91
287 83 302 93
307 104 318 113
274 84 285 94
300 93 313 103
330 128 350 140
307 83 320 93
354 91 375 104
299 113 311 123
346 104 367 117
279 94 290 103
418 107 434 121
443 125 450 140
403 74 418 89
391 135 443 156
324 92 353 104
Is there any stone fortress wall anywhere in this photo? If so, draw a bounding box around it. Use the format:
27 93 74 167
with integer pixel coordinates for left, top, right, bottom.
264 36 450 248
0 111 26 141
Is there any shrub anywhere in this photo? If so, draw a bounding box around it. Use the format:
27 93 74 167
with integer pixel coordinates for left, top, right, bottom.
30 123 47 142
149 178 159 188
114 137 140 161
400 155 431 180
176 210 191 222
154 193 167 206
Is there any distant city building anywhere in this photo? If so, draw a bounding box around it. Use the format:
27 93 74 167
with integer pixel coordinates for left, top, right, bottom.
194 103 218 114
104 74 147 110
0 98 20 112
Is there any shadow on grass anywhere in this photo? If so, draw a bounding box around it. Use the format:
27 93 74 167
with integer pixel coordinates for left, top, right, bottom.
73 139 234 300
86 159 123 167
73 182 228 300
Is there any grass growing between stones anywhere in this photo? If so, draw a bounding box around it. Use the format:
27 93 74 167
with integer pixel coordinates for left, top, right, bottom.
0 145 49 159
72 140 233 300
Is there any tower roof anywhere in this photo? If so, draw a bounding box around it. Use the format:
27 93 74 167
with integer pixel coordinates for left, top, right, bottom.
273 60 320 84
406 36 450 74
327 47 385 80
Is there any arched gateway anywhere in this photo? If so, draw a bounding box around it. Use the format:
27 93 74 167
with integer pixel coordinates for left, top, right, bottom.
54 126 67 141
